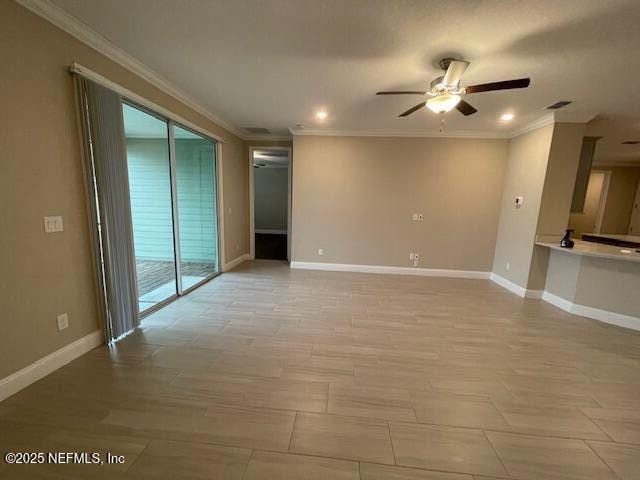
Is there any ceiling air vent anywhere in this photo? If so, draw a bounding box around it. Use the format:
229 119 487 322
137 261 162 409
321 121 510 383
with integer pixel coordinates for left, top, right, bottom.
622 140 640 145
243 127 271 134
545 100 572 110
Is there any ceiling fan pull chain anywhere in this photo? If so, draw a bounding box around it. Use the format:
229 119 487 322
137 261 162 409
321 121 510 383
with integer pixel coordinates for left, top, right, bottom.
439 114 446 133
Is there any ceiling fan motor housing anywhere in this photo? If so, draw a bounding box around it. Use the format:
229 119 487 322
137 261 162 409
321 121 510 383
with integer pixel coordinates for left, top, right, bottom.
438 57 457 71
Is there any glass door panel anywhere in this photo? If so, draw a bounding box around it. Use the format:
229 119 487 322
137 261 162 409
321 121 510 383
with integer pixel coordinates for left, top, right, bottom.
173 125 219 290
122 103 177 313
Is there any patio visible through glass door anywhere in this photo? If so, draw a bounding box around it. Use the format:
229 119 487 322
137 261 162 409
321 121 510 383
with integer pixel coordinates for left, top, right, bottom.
122 102 220 316
123 103 178 313
173 124 219 291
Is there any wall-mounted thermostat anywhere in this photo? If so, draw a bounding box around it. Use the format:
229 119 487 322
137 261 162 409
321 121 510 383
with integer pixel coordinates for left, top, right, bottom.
515 196 524 207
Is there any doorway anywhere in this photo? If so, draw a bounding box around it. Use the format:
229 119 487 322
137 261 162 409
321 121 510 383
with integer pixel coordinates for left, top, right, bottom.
249 147 292 261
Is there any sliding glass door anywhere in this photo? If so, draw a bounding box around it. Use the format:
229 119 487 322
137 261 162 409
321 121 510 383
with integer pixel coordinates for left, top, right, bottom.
174 125 219 291
122 102 219 315
123 104 177 313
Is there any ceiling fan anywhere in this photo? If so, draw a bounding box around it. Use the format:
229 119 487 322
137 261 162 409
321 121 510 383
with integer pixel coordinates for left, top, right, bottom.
376 58 530 117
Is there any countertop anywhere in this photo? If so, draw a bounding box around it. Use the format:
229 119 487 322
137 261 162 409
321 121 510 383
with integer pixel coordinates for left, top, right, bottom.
581 233 640 243
536 239 640 263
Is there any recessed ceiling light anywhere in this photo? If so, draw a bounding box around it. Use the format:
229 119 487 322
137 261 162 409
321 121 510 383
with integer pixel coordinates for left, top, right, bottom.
315 111 327 120
500 113 515 121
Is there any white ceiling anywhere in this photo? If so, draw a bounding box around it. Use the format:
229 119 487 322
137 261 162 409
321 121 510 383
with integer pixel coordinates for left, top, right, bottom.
46 0 640 164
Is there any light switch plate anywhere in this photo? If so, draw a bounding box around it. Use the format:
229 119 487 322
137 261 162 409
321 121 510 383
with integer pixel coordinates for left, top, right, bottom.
44 216 64 233
418 214 424 221
412 213 418 221
318 248 324 256
57 313 69 331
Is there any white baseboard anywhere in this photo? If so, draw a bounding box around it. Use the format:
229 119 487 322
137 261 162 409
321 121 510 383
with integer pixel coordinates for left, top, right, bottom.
492 279 640 331
525 289 543 299
490 273 527 297
290 261 490 279
223 253 250 272
542 292 640 331
255 229 287 235
541 291 574 312
0 329 103 402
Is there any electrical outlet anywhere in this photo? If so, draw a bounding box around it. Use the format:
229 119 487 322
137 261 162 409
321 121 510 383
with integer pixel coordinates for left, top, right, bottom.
44 216 64 233
409 253 414 260
412 213 418 221
506 262 510 271
418 214 424 221
57 313 69 331
413 260 419 267
318 248 324 256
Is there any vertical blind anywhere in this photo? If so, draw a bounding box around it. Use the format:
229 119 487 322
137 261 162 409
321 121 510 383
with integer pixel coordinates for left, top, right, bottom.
76 76 139 343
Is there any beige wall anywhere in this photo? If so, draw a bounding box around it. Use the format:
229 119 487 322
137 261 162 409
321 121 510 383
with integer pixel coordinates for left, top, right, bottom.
492 125 554 288
0 2 249 379
535 123 587 238
545 250 640 318
291 135 509 271
568 172 605 237
574 256 640 317
254 168 289 231
527 122 586 289
544 249 581 300
598 166 640 234
629 180 640 235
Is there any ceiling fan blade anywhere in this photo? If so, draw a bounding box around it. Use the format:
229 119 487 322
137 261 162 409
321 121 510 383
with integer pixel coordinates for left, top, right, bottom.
376 91 426 95
399 102 426 117
455 99 478 116
442 60 470 88
464 78 530 94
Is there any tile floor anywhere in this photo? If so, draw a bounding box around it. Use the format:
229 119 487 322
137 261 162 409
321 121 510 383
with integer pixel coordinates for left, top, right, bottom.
1 260 639 479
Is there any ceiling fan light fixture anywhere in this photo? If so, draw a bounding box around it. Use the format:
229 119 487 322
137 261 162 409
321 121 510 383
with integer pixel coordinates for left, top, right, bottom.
426 93 461 114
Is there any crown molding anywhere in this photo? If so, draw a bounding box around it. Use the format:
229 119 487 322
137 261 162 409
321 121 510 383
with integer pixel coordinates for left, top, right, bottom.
288 127 511 139
289 113 574 140
509 113 556 138
16 0 250 140
16 0 601 145
244 134 293 143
